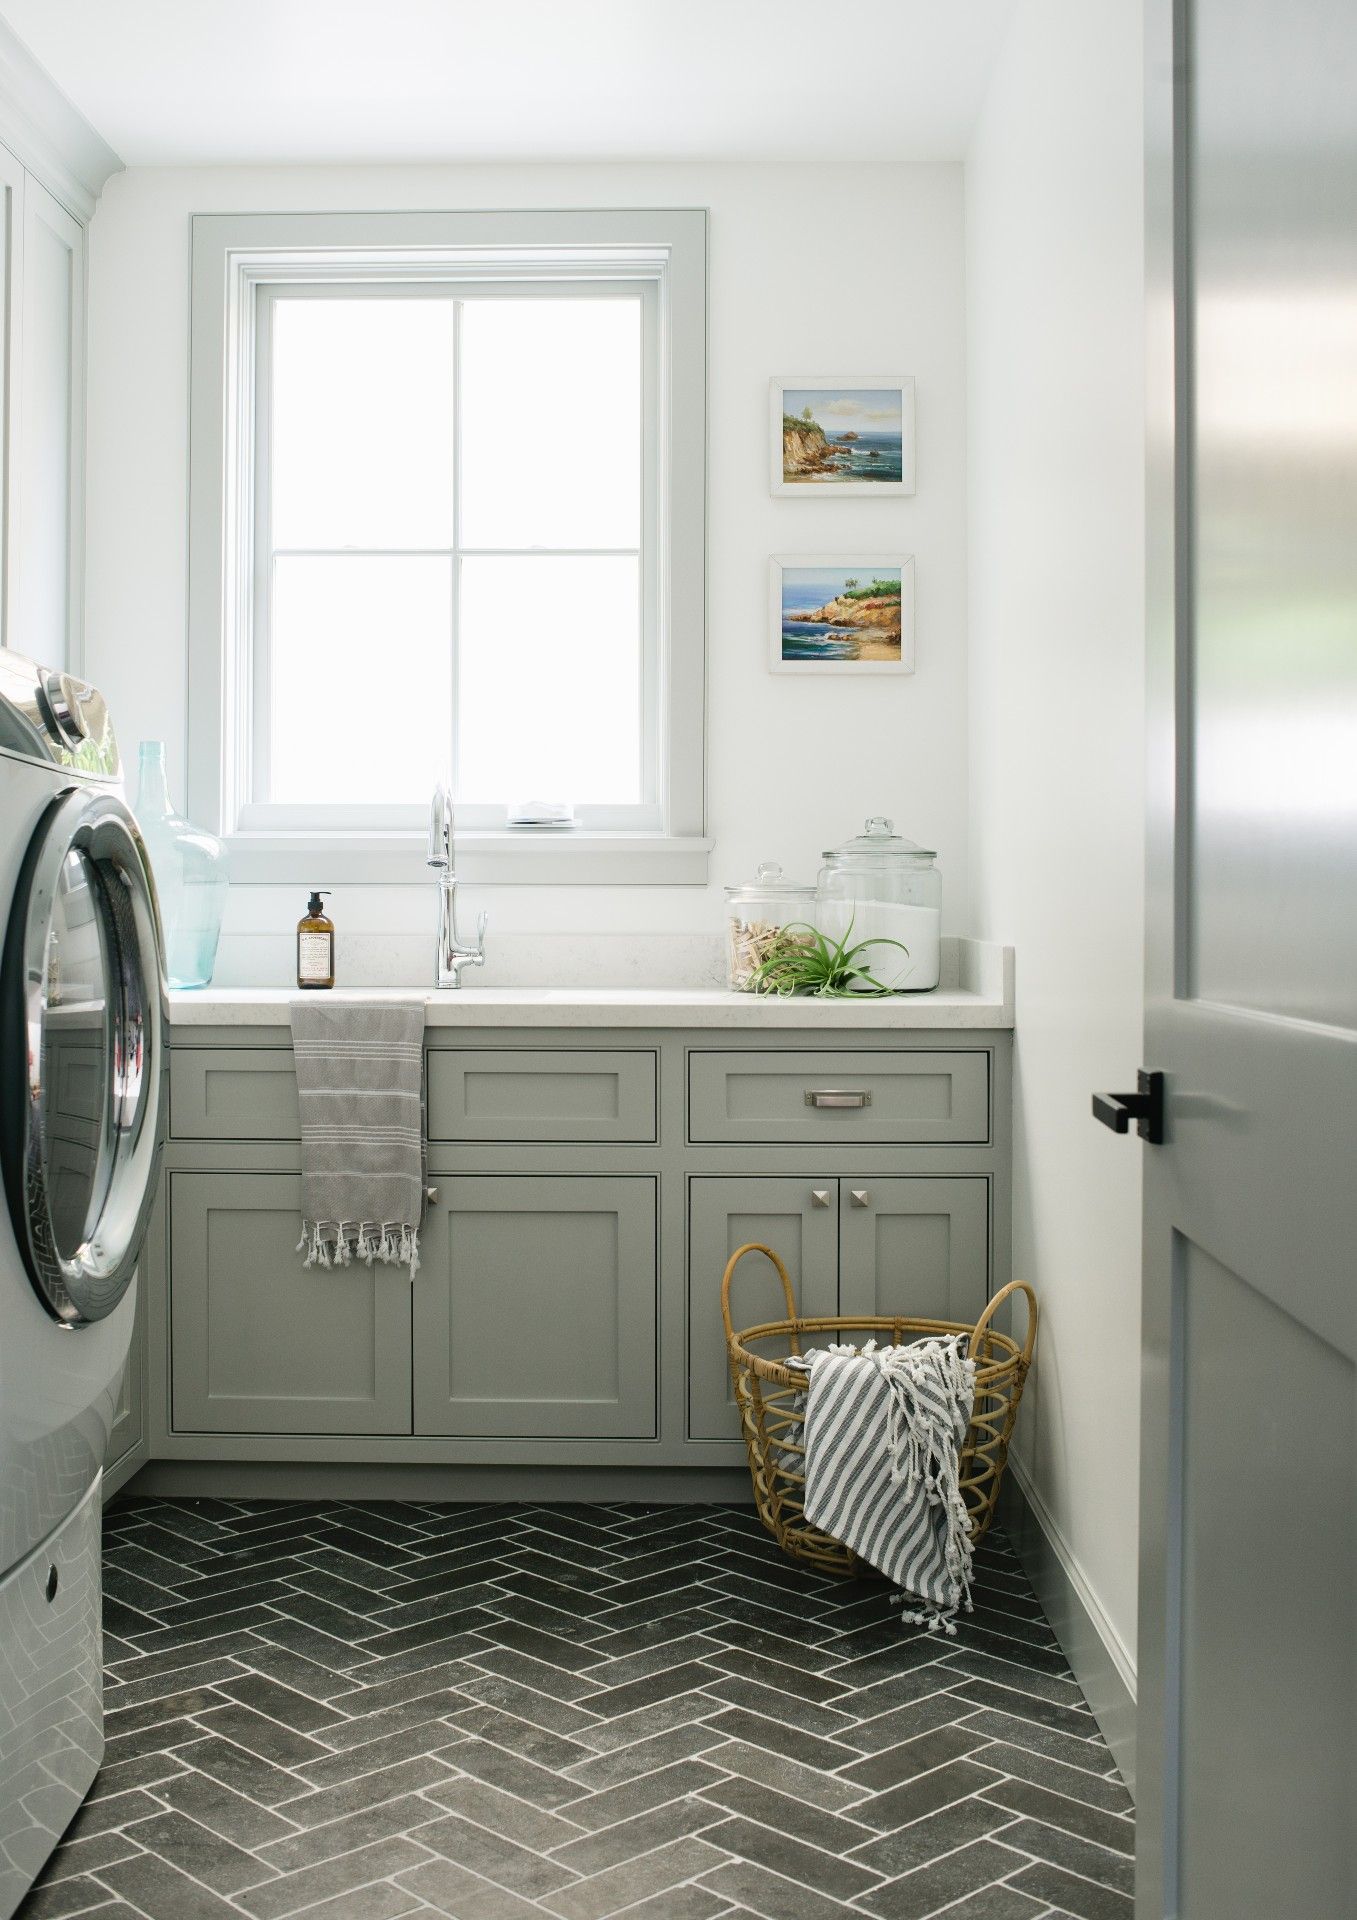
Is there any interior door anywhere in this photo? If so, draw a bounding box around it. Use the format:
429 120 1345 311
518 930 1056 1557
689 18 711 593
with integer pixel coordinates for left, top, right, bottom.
1136 3 1357 1913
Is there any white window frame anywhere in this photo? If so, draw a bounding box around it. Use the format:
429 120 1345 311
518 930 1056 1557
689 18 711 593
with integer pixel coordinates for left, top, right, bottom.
187 209 708 885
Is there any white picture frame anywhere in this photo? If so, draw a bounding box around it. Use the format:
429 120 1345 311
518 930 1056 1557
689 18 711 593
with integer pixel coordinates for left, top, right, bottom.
770 375 916 495
769 555 916 676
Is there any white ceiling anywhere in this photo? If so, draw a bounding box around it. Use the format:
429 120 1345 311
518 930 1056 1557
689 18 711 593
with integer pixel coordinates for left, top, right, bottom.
0 0 1014 168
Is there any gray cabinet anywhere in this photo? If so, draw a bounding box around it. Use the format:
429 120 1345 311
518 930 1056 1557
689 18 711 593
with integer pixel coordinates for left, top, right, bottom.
149 1024 1011 1484
688 1177 838 1441
689 1049 991 1145
427 1049 657 1144
105 1269 145 1481
170 1173 413 1435
690 1173 991 1443
413 1176 657 1438
838 1176 989 1324
170 1048 301 1140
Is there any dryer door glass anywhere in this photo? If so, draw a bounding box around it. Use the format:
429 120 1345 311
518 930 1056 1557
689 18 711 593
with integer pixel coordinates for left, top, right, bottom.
1 788 166 1324
43 850 115 1262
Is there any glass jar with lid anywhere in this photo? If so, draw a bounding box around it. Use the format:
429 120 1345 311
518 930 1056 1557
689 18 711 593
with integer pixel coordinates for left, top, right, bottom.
815 817 942 991
725 861 817 992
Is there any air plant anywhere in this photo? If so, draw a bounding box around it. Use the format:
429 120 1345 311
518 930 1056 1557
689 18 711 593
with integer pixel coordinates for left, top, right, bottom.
743 920 907 998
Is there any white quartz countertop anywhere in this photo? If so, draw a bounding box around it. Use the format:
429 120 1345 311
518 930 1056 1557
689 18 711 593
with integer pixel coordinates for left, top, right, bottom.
167 942 1014 1030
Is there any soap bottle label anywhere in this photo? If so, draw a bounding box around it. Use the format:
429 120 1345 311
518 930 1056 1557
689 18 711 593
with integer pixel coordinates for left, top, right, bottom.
298 931 332 984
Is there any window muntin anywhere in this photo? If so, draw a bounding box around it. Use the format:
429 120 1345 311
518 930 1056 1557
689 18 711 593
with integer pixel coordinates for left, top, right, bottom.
250 277 656 827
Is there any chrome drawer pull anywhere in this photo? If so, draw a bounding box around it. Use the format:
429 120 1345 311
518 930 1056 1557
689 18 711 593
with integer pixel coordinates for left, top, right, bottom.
804 1089 871 1110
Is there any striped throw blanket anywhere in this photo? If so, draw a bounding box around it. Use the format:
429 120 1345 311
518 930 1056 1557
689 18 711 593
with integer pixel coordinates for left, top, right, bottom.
789 1337 977 1632
290 997 426 1277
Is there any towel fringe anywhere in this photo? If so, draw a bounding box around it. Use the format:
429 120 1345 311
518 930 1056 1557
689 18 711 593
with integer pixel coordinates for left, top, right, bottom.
299 1218 420 1278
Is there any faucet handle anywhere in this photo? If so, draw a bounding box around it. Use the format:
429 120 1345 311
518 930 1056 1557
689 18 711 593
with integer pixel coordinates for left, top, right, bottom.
475 909 489 956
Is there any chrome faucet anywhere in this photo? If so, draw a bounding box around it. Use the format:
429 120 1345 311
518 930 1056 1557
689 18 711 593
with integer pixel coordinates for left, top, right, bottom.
427 784 487 989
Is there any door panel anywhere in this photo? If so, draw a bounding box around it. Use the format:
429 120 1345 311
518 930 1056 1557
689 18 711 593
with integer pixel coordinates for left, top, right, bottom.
838 1177 989 1325
1174 1240 1351 1917
413 1176 656 1438
688 1176 838 1441
170 1172 413 1434
1140 3 1357 1910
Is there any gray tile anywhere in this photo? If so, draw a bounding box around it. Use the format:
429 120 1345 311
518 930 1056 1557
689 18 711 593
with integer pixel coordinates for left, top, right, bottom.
839 1721 990 1790
698 1815 881 1903
559 1756 727 1832
849 1792 1020 1878
1006 1859 1135 1920
254 1793 444 1874
413 1810 577 1900
420 1773 587 1851
697 1859 853 1920
93 1851 247 1920
994 1819 1135 1897
239 1836 438 1919
979 1779 1135 1856
543 1835 732 1920
856 1839 1029 1919
155 1767 305 1848
122 1808 275 1897
57 1501 1130 1920
693 1771 875 1858
549 1793 721 1876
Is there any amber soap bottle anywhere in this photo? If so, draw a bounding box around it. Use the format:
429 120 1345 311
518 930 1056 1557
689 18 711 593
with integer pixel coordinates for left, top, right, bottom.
296 891 335 989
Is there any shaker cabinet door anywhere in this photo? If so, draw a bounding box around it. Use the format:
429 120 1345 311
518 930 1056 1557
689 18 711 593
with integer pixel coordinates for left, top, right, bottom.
169 1173 413 1434
687 1176 839 1441
838 1176 990 1326
413 1176 657 1438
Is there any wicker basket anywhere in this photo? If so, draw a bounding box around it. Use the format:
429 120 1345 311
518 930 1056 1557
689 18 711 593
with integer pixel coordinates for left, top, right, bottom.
722 1242 1038 1578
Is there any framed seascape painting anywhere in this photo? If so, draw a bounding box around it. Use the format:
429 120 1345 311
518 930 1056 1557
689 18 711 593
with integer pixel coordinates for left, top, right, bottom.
770 556 916 675
771 375 916 495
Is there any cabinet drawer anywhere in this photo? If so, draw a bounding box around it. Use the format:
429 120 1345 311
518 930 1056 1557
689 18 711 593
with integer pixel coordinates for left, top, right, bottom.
427 1048 657 1143
688 1050 990 1145
170 1049 300 1140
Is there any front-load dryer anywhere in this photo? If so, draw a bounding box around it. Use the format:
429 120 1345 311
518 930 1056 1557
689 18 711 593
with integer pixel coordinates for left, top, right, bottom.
0 653 166 1918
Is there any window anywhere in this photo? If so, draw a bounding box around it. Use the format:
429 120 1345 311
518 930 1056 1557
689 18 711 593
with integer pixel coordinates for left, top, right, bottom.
188 211 707 883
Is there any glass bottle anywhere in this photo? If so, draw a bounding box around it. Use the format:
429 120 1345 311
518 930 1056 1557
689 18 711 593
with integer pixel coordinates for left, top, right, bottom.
133 741 229 989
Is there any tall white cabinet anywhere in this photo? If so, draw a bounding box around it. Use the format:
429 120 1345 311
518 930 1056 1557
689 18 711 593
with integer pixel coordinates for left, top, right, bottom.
0 150 86 670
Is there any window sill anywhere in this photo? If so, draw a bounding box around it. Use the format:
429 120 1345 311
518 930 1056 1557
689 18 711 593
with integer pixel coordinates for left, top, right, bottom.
221 830 714 887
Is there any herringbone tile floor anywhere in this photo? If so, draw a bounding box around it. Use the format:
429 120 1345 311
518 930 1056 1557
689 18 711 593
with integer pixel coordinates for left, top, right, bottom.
18 1500 1133 1920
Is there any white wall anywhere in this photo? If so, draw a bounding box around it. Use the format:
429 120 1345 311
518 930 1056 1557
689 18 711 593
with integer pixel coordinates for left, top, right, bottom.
84 162 969 981
967 1 1145 1705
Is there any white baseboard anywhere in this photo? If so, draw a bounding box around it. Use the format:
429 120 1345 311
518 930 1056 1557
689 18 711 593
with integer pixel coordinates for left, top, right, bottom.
999 1461 1138 1794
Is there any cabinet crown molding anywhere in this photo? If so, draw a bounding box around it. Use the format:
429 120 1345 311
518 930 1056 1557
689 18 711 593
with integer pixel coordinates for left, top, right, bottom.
0 18 120 220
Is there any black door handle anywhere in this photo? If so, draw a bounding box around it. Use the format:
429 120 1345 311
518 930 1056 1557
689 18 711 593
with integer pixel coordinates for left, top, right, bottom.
1092 1070 1164 1145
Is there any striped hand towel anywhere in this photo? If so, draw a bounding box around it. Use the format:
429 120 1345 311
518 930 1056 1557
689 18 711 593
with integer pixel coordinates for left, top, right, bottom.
790 1336 976 1632
290 997 426 1276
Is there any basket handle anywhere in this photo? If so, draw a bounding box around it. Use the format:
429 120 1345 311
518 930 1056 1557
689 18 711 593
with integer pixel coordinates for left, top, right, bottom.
972 1279 1038 1367
720 1243 798 1350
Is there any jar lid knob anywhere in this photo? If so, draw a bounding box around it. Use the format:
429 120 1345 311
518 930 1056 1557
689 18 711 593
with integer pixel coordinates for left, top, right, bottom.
865 816 894 836
754 860 783 883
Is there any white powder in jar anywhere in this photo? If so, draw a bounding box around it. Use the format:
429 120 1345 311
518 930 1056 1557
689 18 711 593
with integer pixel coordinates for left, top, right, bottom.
817 898 941 991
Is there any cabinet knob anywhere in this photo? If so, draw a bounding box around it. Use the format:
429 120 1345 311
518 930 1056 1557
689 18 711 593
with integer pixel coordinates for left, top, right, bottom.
850 1189 870 1208
425 1187 439 1205
811 1189 832 1209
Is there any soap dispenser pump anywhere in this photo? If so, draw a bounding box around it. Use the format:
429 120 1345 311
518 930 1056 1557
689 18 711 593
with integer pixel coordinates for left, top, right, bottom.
297 891 335 989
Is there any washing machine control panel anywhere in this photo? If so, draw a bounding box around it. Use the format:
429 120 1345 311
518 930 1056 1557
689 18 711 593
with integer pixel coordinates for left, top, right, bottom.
0 653 119 780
